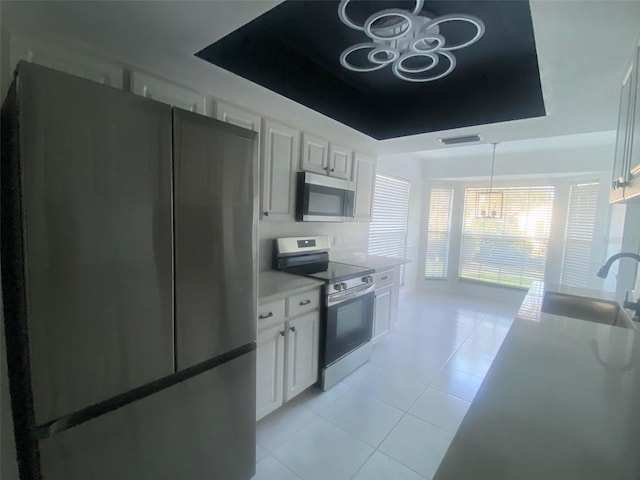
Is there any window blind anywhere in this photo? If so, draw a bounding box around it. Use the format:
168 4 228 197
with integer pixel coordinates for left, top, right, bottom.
368 174 410 284
459 186 555 288
425 188 454 279
561 182 599 287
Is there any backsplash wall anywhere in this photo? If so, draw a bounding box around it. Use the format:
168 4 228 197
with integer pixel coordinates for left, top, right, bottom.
258 220 370 272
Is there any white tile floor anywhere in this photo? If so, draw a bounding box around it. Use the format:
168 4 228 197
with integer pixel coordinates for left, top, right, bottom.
254 293 519 480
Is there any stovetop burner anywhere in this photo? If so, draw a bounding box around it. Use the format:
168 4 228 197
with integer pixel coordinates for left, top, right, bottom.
284 261 374 284
272 236 375 284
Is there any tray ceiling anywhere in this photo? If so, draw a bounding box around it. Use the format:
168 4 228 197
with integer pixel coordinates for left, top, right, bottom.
196 0 546 140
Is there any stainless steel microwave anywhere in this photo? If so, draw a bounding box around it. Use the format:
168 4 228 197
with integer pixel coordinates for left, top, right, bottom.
295 171 355 222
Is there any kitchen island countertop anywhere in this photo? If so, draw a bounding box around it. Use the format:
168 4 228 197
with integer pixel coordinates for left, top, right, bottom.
434 281 640 480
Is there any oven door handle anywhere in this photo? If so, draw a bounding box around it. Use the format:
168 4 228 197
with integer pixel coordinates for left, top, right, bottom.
327 283 375 306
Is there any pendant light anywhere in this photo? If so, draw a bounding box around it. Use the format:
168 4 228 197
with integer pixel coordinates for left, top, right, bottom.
479 143 500 219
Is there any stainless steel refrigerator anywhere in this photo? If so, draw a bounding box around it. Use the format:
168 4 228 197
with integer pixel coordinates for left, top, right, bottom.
1 62 258 479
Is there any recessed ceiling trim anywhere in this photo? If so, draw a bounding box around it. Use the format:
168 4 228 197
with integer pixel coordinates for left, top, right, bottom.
195 0 545 140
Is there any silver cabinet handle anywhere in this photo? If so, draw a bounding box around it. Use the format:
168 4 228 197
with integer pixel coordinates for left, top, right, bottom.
299 299 311 306
290 326 296 333
381 275 388 280
259 312 273 319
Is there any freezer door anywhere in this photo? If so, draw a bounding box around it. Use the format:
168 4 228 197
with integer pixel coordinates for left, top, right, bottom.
39 351 257 480
173 109 258 369
17 63 174 425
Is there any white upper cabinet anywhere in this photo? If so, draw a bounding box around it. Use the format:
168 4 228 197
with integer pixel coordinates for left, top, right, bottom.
621 42 640 201
9 34 123 88
328 143 354 180
216 101 262 164
131 71 207 115
300 132 354 180
611 38 640 203
300 133 329 175
215 101 262 133
353 153 376 221
262 119 300 220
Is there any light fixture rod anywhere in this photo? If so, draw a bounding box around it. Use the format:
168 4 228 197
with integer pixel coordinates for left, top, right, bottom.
488 143 497 195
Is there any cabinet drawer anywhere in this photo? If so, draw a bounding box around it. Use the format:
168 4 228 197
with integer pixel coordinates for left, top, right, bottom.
375 269 394 290
286 289 320 317
257 299 285 326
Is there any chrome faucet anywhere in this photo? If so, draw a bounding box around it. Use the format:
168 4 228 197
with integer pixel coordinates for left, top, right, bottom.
597 252 640 320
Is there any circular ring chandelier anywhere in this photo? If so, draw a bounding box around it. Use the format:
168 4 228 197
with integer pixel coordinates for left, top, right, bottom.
338 0 485 82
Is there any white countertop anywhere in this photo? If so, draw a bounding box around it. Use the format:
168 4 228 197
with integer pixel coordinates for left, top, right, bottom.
258 270 324 304
435 281 640 480
331 254 408 271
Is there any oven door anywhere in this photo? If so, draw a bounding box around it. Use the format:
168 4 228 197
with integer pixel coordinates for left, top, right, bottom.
323 290 374 367
296 171 355 222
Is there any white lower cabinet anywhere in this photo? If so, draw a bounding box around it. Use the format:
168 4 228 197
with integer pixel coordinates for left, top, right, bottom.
372 266 400 340
285 311 319 401
256 324 286 421
373 287 392 340
256 287 320 421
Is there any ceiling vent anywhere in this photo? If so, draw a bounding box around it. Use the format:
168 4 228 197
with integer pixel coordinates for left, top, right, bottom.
439 134 482 145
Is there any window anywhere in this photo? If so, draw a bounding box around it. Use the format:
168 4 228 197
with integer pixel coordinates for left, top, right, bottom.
460 186 555 288
561 182 600 287
368 174 410 284
424 188 454 279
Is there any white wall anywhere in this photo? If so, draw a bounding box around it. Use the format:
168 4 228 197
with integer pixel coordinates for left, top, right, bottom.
421 133 616 179
417 133 616 306
375 156 424 296
262 154 424 293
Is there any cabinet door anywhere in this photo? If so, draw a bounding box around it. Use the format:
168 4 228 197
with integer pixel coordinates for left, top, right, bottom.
131 71 207 115
216 101 262 175
373 288 392 340
329 143 354 180
611 61 635 203
216 101 262 133
257 324 286 421
353 153 376 221
285 311 319 401
173 110 257 370
300 132 329 175
10 33 123 88
15 62 174 424
624 46 640 200
262 119 299 220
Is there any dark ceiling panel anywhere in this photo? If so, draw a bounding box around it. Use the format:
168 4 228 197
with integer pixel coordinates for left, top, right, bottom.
196 0 545 140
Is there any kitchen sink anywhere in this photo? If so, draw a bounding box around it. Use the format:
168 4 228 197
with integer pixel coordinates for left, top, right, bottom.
541 291 635 329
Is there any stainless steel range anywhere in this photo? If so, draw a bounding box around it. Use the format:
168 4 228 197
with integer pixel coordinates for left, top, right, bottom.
273 236 375 390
